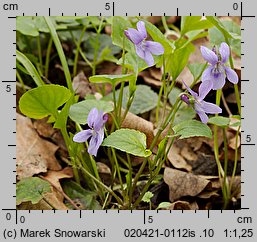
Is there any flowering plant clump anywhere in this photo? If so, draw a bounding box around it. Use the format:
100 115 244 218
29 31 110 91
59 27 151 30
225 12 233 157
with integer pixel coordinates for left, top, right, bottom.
181 80 222 123
124 21 164 66
17 16 241 210
201 42 238 90
73 108 108 156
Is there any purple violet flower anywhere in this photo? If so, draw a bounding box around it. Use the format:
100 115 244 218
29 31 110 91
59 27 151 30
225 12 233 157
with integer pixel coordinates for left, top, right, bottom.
124 21 164 66
73 108 108 156
201 42 238 90
181 80 222 124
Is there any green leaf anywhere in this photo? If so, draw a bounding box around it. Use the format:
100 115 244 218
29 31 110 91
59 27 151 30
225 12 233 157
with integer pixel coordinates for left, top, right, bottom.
157 202 172 210
168 87 182 105
181 16 213 35
62 180 101 210
19 84 71 119
144 20 173 54
111 16 133 51
206 17 233 40
102 128 152 157
167 42 195 80
209 20 241 56
142 191 154 203
173 106 196 126
119 51 152 72
16 50 45 87
173 120 212 139
89 74 135 86
16 177 52 205
208 116 230 128
114 85 159 114
69 100 114 125
16 17 39 36
188 63 207 80
83 33 121 63
44 17 72 91
54 95 77 129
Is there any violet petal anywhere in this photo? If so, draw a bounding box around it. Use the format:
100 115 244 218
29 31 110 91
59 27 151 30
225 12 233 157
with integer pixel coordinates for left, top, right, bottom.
224 66 239 84
93 110 105 131
124 28 144 45
196 109 209 124
73 129 92 143
212 72 226 90
144 49 155 66
145 41 164 55
200 46 218 65
136 21 147 39
201 101 222 114
202 66 214 82
87 128 104 156
219 42 230 64
182 80 198 98
87 107 99 128
198 79 213 101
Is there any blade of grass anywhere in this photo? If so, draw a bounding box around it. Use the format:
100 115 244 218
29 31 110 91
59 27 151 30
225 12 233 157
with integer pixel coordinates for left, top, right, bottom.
44 17 73 91
16 50 45 87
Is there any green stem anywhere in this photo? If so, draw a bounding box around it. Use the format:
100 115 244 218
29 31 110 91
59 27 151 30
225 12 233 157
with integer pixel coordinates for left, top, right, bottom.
36 35 43 74
131 98 180 198
222 128 230 208
16 70 26 92
79 165 123 206
111 148 124 193
44 17 73 91
230 126 240 191
127 153 133 209
45 37 53 79
73 25 87 77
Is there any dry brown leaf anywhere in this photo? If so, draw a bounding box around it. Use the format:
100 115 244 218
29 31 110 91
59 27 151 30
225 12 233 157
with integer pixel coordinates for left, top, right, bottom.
72 71 94 98
121 111 154 147
97 162 111 174
164 167 210 202
43 187 70 210
40 168 77 210
228 134 241 150
17 114 61 180
198 190 220 199
165 201 199 210
167 144 192 172
139 70 162 88
42 167 73 191
33 118 67 151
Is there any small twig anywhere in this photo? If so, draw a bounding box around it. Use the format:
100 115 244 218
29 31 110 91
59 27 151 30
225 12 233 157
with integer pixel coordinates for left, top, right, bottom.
39 175 80 210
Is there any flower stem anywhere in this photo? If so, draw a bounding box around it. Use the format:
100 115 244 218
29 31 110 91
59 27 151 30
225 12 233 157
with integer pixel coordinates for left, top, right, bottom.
73 25 87 77
79 165 123 206
230 126 240 191
36 35 43 74
45 36 53 79
222 128 230 209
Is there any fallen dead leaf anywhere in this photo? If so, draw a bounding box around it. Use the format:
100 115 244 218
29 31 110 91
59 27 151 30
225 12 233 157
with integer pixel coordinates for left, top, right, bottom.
167 143 192 172
164 167 211 202
33 118 67 151
72 71 94 98
41 167 73 191
139 70 162 88
121 111 154 147
40 167 74 210
162 200 199 210
17 113 61 180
